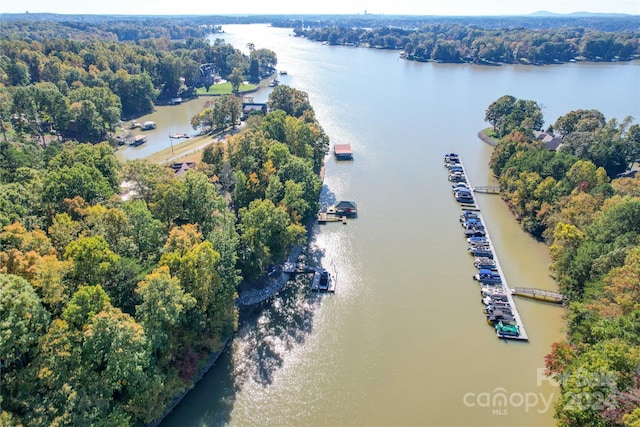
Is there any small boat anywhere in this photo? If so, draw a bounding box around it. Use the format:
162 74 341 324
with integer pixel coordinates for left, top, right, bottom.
468 236 488 244
465 228 487 238
129 135 147 147
487 310 516 324
448 172 466 182
469 241 490 250
460 210 479 219
279 70 288 75
470 247 493 258
311 269 334 292
475 268 502 284
482 294 509 306
456 194 474 204
474 257 497 269
452 183 470 192
495 321 520 337
483 300 511 311
480 284 506 295
141 121 156 130
462 217 483 228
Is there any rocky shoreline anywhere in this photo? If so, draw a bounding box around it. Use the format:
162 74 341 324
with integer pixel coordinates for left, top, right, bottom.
234 243 303 307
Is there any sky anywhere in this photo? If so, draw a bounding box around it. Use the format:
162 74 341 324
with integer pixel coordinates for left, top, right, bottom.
0 0 639 16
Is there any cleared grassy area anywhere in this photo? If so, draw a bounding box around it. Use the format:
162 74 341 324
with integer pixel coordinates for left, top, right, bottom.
138 133 214 164
196 82 258 95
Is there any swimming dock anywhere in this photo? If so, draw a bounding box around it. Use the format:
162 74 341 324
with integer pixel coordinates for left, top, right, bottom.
446 153 529 341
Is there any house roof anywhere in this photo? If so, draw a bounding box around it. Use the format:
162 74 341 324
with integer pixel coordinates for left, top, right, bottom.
335 200 357 209
171 162 196 176
533 131 563 151
334 144 352 155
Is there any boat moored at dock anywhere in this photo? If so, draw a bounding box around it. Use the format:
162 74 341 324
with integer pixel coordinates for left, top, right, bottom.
474 268 502 284
445 152 529 341
312 269 335 292
129 135 147 147
474 256 496 269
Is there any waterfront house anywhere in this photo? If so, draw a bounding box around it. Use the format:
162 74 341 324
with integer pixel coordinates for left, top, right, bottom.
242 102 268 120
533 130 563 151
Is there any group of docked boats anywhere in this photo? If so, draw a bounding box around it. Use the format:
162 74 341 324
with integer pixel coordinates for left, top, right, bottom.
445 153 521 338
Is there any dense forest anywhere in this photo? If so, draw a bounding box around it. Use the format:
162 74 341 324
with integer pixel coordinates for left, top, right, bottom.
0 15 328 425
296 23 640 64
0 83 328 425
482 95 640 426
0 20 277 143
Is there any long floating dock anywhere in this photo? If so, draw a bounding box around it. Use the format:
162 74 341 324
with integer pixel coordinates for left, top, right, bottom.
446 153 529 341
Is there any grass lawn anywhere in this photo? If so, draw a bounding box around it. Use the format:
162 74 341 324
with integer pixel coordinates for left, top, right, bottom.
483 127 499 139
196 82 258 95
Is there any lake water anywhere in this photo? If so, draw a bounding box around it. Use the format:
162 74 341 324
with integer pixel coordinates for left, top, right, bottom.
157 24 640 426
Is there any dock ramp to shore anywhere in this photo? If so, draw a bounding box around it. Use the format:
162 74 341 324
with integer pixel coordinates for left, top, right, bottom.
512 288 566 304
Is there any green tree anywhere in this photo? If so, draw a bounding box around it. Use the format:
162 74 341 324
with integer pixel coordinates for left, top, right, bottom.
63 235 120 288
267 85 313 118
228 67 244 93
68 86 121 133
0 274 50 366
135 265 196 354
237 198 306 278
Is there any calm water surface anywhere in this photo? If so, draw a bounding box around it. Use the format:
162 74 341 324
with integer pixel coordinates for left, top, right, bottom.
158 25 640 426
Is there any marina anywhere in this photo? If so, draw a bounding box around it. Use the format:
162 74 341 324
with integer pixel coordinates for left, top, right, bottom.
445 153 529 341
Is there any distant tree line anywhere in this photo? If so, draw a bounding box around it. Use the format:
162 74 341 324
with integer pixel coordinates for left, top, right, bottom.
272 15 640 33
483 95 640 426
295 22 640 64
0 84 329 426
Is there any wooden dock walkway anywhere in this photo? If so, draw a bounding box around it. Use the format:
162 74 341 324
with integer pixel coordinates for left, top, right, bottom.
448 154 529 341
473 186 502 194
317 212 347 224
512 288 566 304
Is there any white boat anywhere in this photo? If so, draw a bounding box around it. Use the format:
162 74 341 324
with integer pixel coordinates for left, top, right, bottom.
311 269 335 292
141 121 156 130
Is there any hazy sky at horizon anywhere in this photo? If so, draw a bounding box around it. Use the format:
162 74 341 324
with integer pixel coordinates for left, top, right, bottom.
1 0 639 16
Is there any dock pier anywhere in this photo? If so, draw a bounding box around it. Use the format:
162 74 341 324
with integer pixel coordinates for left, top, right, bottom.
446 153 529 341
512 287 566 304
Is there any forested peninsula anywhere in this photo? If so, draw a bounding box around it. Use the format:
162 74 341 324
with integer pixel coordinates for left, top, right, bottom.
0 15 328 425
481 95 640 426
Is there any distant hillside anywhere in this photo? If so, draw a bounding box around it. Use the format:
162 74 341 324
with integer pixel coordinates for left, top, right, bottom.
530 10 636 18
